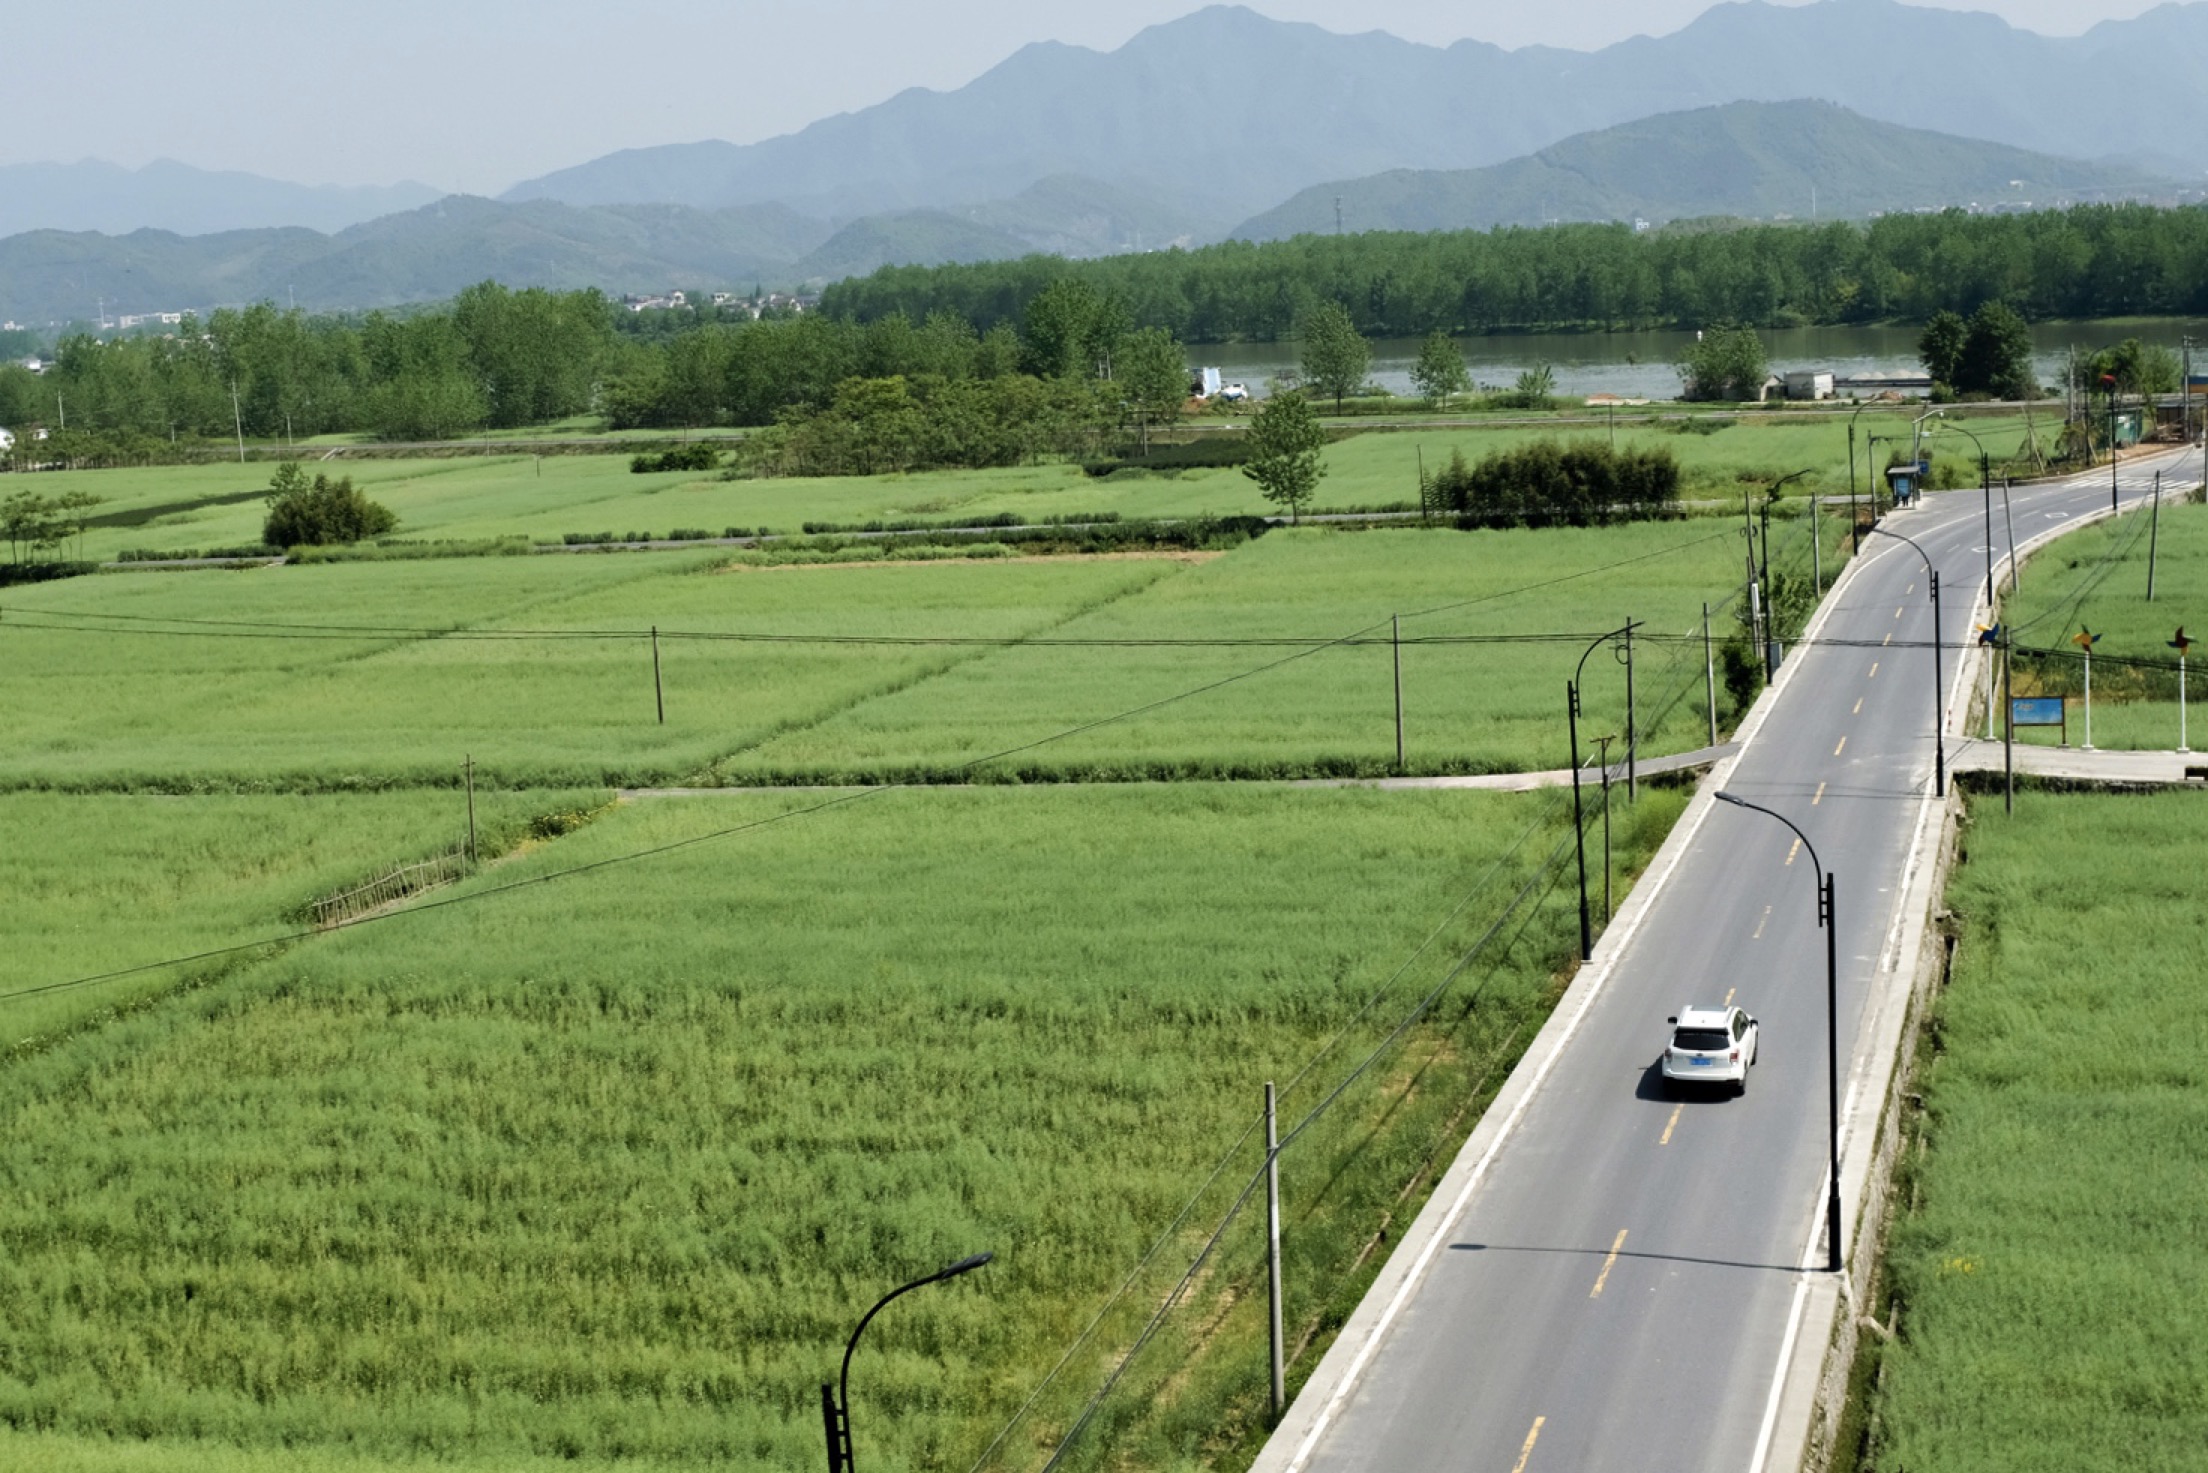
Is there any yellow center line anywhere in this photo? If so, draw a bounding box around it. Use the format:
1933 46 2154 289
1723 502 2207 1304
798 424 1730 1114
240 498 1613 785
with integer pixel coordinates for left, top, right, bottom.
1906 583 1916 596
1751 907 1771 939
1724 986 1736 1006
1510 1417 1547 1473
1813 780 1827 805
1853 697 1864 714
1895 606 1904 619
1834 735 1848 756
1785 837 1802 866
1882 633 1892 646
1660 1101 1685 1145
1590 1231 1628 1298
1869 662 1880 677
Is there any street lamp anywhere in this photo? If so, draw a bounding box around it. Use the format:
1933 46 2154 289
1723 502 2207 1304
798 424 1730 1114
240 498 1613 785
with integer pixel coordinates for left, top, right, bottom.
1846 403 1874 553
823 1252 994 1472
1713 791 1843 1275
1866 525 1947 797
1935 417 1998 608
1569 622 1639 961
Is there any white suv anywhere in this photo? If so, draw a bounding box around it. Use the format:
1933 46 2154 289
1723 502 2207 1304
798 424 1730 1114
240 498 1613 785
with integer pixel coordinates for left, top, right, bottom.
1662 1005 1759 1094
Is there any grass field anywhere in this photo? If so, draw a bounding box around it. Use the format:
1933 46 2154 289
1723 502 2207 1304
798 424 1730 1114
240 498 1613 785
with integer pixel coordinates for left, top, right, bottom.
1849 790 2208 1471
0 788 606 1052
0 554 1183 790
1992 487 2208 749
0 782 1684 1472
0 521 1765 791
18 408 2030 563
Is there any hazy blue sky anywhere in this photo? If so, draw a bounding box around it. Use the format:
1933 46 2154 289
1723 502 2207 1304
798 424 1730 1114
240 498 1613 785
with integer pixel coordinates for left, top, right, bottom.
10 0 2168 194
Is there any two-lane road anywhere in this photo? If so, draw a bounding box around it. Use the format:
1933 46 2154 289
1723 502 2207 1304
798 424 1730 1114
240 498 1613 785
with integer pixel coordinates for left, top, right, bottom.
1268 447 2199 1473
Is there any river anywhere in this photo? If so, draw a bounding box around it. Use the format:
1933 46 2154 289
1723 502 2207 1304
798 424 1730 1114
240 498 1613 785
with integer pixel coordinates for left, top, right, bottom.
1192 320 2208 400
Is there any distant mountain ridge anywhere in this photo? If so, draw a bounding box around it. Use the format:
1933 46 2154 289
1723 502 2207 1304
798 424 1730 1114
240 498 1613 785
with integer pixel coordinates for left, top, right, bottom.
0 176 1205 326
502 1 2208 223
0 159 443 239
1233 101 2184 240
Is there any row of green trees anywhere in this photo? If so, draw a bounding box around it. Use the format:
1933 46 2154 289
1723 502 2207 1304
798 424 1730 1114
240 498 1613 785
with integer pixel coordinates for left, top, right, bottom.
1424 441 1682 527
822 205 2208 338
0 283 613 445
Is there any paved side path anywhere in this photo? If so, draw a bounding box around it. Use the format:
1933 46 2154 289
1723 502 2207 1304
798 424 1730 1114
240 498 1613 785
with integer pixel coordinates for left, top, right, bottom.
1951 737 2208 786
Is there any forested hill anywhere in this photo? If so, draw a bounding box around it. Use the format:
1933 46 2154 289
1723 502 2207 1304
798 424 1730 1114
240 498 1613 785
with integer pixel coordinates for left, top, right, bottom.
1233 102 2178 240
821 204 2208 339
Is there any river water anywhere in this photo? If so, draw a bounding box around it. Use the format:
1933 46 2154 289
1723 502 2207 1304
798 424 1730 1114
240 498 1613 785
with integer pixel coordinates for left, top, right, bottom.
1194 320 2208 400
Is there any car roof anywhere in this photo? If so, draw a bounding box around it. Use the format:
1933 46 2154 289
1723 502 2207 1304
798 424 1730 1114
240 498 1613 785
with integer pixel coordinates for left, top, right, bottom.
1674 1006 1735 1028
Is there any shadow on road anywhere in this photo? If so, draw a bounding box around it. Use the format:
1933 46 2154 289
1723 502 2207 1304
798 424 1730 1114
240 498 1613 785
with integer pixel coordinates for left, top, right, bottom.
1447 1242 1797 1275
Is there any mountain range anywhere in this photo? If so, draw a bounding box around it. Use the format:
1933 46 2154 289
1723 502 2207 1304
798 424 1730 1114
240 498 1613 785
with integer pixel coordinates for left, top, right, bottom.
0 99 2175 329
502 1 2208 223
5 1 2207 326
1232 101 2180 240
0 159 441 240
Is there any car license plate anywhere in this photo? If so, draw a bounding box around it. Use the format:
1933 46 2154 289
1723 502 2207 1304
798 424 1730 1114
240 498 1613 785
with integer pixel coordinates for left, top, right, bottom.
1691 1057 1713 1066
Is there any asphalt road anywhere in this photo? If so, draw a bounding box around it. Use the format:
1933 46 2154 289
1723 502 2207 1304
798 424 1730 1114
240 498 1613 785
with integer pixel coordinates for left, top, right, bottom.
1281 446 2200 1473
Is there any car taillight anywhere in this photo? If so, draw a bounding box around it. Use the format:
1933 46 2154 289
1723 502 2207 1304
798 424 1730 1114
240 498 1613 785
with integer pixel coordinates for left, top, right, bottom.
1729 1050 1740 1062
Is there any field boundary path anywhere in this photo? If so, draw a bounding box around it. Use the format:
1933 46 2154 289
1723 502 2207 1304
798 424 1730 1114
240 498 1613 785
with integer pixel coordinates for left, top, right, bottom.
1249 443 2198 1473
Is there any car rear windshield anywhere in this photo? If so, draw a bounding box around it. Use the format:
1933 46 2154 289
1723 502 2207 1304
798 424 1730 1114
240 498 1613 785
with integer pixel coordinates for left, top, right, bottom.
1673 1028 1731 1051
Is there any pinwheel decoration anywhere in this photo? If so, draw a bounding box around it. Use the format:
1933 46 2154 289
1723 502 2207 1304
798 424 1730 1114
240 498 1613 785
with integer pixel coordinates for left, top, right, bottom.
2171 627 2191 656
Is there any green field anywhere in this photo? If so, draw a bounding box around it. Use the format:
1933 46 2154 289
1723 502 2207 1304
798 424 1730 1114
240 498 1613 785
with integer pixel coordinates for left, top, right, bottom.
0 789 605 1047
1851 790 2208 1471
21 408 2028 563
1994 487 2208 749
0 782 1684 1472
0 521 1764 791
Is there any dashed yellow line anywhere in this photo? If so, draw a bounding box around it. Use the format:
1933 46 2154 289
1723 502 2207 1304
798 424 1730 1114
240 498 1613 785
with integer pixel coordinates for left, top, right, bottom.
1660 1102 1685 1145
1510 1417 1547 1473
1590 1231 1628 1298
1724 987 1736 1006
1786 837 1803 866
1882 633 1892 647
1895 605 1905 619
1813 780 1828 805
1752 905 1771 939
1834 735 1848 756
1869 662 1880 677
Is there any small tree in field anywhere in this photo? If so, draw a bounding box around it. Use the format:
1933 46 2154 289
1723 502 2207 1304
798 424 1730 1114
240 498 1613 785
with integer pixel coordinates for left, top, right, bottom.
263 462 398 547
1299 300 1370 413
1242 392 1328 523
1410 331 1470 407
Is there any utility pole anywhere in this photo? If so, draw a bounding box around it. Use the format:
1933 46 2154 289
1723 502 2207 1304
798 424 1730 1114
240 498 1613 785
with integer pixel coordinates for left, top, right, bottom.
1703 602 1717 747
2149 472 2163 601
652 626 666 725
1624 624 1638 798
231 380 246 464
1265 1082 1285 1422
464 754 477 863
1391 615 1405 772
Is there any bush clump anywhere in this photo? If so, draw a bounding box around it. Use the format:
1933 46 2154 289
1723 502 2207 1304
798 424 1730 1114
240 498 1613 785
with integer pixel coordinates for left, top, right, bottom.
1424 439 1681 527
261 463 398 548
630 443 722 474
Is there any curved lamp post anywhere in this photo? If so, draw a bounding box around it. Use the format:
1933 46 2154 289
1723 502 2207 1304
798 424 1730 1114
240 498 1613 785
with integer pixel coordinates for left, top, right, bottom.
1935 416 1999 608
1865 525 1947 798
1714 791 1843 1275
823 1252 993 1472
1569 622 1638 961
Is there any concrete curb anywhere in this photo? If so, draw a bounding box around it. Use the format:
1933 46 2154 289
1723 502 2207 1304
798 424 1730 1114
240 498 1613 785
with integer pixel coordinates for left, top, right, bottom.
1250 520 1880 1473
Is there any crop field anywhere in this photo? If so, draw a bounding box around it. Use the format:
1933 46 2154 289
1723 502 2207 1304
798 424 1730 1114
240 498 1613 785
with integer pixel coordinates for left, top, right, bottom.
1993 488 2208 749
1851 790 2208 1471
720 521 1756 783
24 408 2029 563
1 520 1767 791
0 554 1185 789
0 782 1686 1472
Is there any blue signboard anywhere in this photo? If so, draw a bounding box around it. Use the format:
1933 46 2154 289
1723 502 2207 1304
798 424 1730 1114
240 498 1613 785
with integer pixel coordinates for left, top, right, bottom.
2011 697 2065 727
